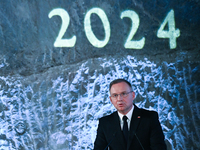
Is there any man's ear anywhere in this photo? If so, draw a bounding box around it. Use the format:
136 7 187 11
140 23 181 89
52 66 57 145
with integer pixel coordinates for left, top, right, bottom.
109 96 113 104
132 91 135 99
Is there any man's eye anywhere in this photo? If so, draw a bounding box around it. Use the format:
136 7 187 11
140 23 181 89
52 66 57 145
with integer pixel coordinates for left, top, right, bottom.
122 92 127 96
122 93 127 96
113 94 118 97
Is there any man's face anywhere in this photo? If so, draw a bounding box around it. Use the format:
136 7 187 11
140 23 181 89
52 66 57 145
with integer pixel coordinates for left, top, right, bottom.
109 82 135 115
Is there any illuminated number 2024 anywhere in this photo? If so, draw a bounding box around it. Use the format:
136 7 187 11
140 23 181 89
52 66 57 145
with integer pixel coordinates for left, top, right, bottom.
48 8 180 49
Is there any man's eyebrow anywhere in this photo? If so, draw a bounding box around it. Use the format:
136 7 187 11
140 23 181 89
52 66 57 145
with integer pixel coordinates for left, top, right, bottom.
111 91 127 94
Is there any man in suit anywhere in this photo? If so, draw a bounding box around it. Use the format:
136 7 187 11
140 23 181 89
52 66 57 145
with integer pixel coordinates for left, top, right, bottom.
94 79 167 150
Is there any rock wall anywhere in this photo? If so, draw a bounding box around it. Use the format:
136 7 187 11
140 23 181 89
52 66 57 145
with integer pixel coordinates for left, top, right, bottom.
0 0 199 149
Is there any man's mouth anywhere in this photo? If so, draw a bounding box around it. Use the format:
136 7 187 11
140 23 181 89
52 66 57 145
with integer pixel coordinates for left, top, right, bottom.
118 103 124 107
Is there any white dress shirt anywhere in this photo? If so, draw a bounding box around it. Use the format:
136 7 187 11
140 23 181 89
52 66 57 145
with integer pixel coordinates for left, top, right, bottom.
118 105 134 130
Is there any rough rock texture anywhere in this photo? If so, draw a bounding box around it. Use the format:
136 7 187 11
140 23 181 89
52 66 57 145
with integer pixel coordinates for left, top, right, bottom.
0 0 200 150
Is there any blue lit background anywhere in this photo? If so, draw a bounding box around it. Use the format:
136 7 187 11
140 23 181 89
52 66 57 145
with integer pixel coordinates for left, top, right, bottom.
0 0 199 149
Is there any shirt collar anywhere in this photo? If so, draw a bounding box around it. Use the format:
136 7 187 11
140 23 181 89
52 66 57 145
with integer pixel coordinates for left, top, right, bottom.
118 105 134 121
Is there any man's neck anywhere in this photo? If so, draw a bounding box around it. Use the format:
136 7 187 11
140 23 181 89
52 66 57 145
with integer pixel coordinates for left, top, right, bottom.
118 105 134 117
119 105 134 116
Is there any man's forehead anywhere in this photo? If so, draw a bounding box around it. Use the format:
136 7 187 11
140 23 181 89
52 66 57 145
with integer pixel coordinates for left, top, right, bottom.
110 82 131 92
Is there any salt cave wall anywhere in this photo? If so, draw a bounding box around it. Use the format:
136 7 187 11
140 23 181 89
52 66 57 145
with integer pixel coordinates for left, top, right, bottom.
0 0 200 150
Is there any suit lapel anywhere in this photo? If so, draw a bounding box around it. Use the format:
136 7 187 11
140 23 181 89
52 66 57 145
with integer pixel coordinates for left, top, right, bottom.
127 105 141 150
111 112 127 150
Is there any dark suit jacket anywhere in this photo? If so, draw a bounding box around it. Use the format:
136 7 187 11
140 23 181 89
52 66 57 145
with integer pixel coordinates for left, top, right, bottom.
94 105 167 150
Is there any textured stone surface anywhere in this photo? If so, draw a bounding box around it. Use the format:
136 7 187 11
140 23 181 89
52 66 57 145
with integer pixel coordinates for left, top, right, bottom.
0 0 200 150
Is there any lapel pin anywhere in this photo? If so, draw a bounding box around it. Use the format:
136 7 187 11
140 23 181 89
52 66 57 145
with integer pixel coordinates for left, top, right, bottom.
138 116 141 118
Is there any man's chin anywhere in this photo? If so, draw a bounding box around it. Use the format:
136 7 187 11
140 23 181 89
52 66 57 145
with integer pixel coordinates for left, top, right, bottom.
118 107 125 112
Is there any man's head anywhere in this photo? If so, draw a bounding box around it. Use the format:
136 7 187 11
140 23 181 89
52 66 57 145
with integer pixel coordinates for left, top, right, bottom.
109 79 135 115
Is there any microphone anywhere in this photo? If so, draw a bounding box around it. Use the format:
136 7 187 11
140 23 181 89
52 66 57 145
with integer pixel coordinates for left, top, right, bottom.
135 133 145 150
104 131 117 150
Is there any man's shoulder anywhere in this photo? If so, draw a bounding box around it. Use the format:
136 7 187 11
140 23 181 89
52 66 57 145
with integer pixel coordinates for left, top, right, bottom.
99 111 117 121
138 107 158 118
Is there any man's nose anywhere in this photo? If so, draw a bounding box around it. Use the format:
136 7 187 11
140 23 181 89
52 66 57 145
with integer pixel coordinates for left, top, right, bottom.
116 94 123 100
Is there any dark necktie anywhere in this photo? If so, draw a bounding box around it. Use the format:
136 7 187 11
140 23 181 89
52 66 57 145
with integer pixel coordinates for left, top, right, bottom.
123 115 128 143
